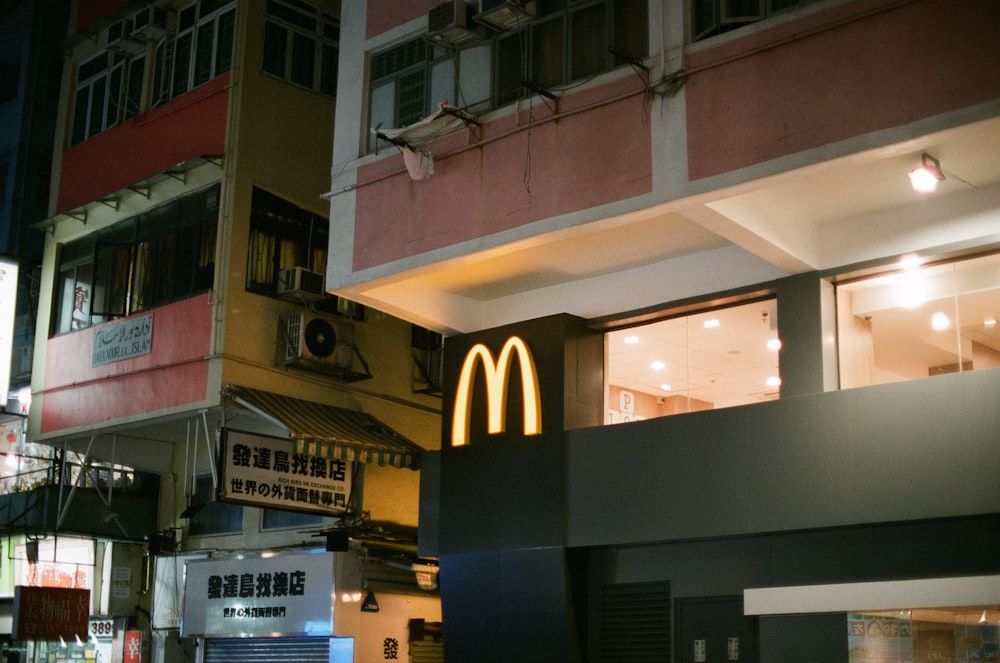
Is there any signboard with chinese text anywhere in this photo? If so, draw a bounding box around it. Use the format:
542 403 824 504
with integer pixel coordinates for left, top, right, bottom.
124 629 143 663
12 586 90 640
182 550 334 637
219 429 352 515
14 536 94 591
91 313 153 367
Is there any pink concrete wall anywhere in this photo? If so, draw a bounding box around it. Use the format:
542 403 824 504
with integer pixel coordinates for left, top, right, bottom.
353 77 653 272
685 0 1000 180
40 295 213 433
76 0 130 32
58 75 229 213
366 0 439 40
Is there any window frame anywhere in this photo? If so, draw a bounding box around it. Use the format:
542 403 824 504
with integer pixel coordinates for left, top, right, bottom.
367 0 646 152
52 185 220 336
261 0 340 98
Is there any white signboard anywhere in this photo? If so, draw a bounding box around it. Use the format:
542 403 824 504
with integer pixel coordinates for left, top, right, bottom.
91 313 153 367
182 550 333 637
220 429 352 515
0 258 17 405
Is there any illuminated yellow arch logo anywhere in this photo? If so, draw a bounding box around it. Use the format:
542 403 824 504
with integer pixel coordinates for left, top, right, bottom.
451 336 542 447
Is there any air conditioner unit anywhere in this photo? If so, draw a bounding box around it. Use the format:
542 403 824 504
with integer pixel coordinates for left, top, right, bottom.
428 0 481 46
131 6 172 40
477 0 534 31
277 266 325 302
285 312 355 370
107 18 146 55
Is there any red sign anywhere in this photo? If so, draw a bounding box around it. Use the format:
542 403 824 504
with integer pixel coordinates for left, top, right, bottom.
12 586 90 640
124 630 143 663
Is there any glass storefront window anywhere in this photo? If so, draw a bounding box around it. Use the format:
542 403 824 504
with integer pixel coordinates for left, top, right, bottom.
605 298 780 422
837 253 1000 388
849 608 998 663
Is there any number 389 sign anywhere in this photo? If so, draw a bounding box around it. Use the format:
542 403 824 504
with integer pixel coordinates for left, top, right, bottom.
90 618 114 638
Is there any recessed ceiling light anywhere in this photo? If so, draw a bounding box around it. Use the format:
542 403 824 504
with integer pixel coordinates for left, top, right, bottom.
767 338 782 350
659 383 671 391
985 318 997 327
703 319 720 328
931 312 950 330
624 335 639 344
650 360 666 370
766 376 781 388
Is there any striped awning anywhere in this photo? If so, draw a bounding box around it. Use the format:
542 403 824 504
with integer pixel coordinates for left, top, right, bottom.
224 385 423 470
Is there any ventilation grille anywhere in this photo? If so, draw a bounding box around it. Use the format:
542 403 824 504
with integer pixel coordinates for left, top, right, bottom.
596 581 672 662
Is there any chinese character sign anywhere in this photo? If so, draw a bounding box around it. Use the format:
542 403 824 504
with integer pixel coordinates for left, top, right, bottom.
182 550 333 637
13 586 90 640
220 429 352 515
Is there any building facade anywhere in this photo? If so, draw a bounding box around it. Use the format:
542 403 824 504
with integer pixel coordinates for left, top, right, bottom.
326 0 1000 661
7 1 443 661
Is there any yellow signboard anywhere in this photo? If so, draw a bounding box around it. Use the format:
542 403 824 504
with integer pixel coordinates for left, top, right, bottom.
451 336 541 446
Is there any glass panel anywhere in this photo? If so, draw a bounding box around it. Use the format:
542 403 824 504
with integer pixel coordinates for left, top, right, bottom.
531 15 564 90
692 0 720 40
261 508 323 531
215 9 235 74
430 57 454 109
125 56 144 119
613 0 649 61
188 474 242 536
290 32 315 87
71 87 89 144
458 44 492 112
193 21 215 85
172 32 193 97
92 243 132 318
88 76 106 137
397 69 425 126
837 253 1000 389
571 2 606 80
262 21 288 76
606 299 780 422
105 62 123 128
496 31 525 105
320 43 338 96
368 81 395 149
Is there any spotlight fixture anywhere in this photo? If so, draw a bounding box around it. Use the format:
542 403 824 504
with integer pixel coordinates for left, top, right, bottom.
908 152 945 193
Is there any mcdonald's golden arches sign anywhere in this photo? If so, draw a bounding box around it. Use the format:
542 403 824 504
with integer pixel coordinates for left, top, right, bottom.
451 336 542 446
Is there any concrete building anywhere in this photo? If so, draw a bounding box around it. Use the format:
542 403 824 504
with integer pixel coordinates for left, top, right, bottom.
327 1 1000 661
5 1 443 661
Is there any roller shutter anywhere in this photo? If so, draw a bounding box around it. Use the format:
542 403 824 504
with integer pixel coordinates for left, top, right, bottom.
204 636 332 663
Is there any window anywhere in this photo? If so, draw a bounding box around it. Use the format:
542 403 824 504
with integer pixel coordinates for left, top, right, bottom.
836 253 1000 389
692 0 825 41
71 50 144 145
261 0 339 97
261 507 324 531
71 2 233 142
188 473 242 536
247 187 328 295
167 0 235 99
53 185 218 334
605 298 780 422
368 0 646 150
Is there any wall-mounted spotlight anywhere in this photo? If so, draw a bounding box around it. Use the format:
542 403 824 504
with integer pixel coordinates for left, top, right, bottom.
909 152 945 193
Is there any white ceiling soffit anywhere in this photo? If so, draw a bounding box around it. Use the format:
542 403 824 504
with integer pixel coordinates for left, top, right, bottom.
744 575 1000 616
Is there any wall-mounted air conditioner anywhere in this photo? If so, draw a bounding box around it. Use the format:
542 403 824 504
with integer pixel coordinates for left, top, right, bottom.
477 0 534 31
131 6 172 40
284 312 354 370
107 18 145 55
428 0 482 46
277 266 325 302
